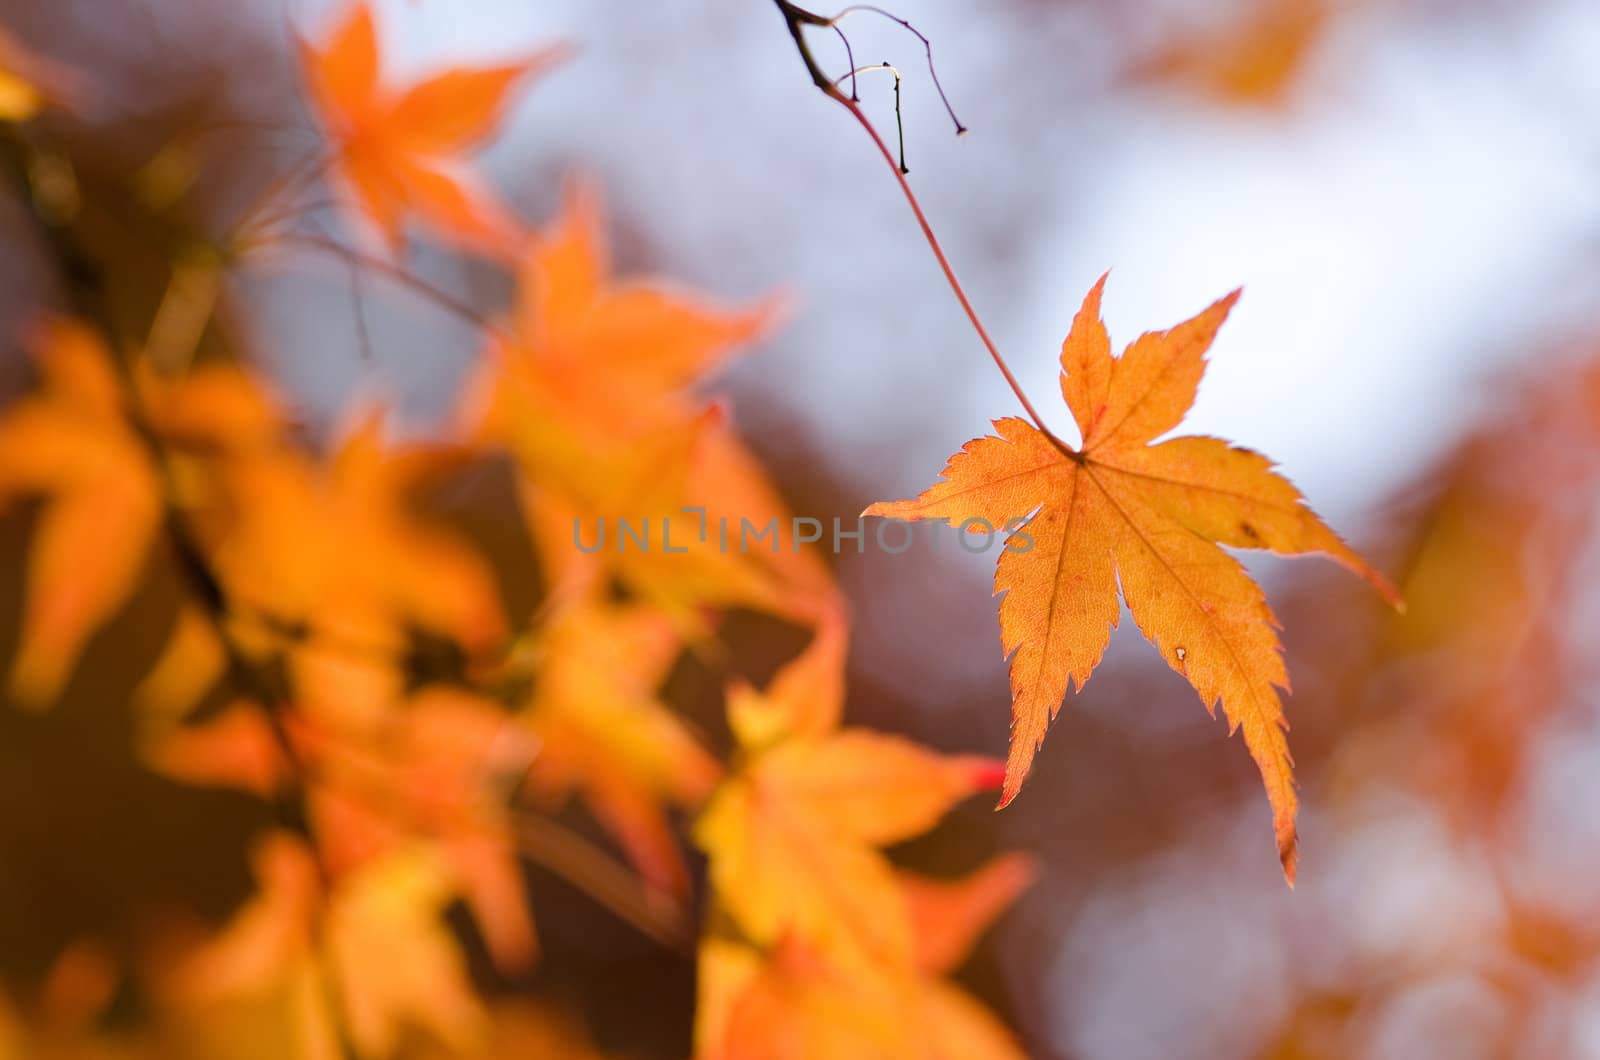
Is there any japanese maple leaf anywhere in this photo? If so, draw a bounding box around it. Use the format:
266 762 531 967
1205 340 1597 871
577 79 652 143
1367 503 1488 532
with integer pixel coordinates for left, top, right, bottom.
699 932 1026 1060
865 276 1400 882
700 854 1032 1060
465 182 776 457
298 1 564 255
193 407 507 660
694 617 1027 1059
0 320 160 706
1132 0 1330 108
694 614 1004 970
168 835 487 1058
465 185 830 626
526 599 722 898
150 684 540 978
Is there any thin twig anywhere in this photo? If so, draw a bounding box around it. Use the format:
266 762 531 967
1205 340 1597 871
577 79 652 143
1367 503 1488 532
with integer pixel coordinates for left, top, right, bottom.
833 4 966 133
226 147 330 248
265 231 511 344
834 97 1060 437
346 253 375 363
832 25 860 100
517 813 694 953
771 1 1067 448
833 62 907 172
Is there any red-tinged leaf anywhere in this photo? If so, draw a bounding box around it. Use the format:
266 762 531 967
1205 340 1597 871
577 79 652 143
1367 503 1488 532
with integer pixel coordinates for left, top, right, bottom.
144 701 288 798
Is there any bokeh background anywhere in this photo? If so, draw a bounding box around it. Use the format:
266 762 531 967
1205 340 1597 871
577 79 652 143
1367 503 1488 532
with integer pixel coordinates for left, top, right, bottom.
4 0 1600 1056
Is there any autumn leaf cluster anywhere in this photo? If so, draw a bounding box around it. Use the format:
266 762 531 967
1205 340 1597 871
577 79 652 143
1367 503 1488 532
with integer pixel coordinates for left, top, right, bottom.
0 0 1417 1054
0 4 1033 1056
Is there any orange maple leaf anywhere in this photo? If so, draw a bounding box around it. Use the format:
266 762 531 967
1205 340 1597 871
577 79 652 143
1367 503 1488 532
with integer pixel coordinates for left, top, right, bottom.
466 184 832 626
0 320 161 706
694 617 1027 1059
526 599 721 897
695 615 1005 969
298 1 564 256
190 406 506 661
1132 0 1331 108
865 276 1400 882
465 182 776 456
149 680 541 979
700 930 1026 1060
167 835 487 1058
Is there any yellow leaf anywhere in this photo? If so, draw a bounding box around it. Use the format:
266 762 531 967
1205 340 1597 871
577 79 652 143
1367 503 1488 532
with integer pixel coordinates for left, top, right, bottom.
866 275 1400 882
528 600 719 896
298 1 565 256
695 623 1003 969
0 320 161 707
325 849 486 1057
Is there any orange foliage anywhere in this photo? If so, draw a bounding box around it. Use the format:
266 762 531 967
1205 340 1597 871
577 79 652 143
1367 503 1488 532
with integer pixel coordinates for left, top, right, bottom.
298 1 565 256
0 0 1438 1054
694 617 1030 1058
0 321 161 706
867 276 1399 881
0 4 1034 1048
1132 0 1335 107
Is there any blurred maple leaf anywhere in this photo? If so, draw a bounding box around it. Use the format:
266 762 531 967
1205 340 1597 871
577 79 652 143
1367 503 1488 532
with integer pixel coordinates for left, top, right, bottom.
147 677 540 979
700 934 1026 1060
694 614 1008 970
693 616 1026 1057
0 320 161 706
0 26 88 121
297 0 565 256
185 407 506 663
1131 0 1334 107
466 184 834 626
524 599 721 898
166 835 486 1059
866 275 1399 882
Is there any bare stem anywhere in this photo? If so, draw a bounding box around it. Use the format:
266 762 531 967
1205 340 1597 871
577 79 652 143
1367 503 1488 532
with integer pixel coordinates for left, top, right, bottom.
263 231 511 345
517 813 694 953
835 63 908 172
833 4 966 134
771 0 1064 444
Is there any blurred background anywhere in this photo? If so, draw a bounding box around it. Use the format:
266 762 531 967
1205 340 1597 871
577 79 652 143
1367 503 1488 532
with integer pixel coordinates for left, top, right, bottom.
4 0 1600 1056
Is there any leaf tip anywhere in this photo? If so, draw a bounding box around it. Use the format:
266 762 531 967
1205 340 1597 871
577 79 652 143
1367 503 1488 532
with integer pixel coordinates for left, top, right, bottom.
1276 815 1298 887
994 766 1025 811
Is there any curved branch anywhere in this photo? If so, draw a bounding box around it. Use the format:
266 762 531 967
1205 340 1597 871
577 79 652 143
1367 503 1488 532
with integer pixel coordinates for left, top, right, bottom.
770 1 1068 449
